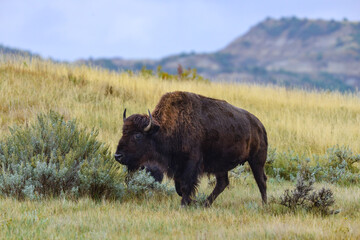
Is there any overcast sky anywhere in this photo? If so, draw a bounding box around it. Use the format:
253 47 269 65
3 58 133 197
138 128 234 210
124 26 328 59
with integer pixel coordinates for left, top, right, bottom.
1 0 359 61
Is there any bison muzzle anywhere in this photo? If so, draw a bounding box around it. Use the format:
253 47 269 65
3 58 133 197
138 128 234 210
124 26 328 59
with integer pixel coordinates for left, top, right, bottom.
115 91 268 206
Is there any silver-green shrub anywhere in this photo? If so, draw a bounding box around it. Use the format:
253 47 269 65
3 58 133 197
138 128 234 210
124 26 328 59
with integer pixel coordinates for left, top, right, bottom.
265 145 360 184
125 168 174 198
321 146 360 184
0 111 124 200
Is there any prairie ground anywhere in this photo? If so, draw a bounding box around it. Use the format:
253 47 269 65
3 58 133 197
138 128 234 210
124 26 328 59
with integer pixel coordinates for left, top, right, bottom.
1 179 359 240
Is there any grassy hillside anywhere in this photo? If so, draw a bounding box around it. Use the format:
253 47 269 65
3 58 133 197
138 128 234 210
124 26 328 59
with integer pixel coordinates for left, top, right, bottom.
1 57 359 155
0 57 359 239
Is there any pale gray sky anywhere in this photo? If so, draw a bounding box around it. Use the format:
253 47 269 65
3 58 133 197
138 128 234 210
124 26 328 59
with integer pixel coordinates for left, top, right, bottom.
1 0 359 61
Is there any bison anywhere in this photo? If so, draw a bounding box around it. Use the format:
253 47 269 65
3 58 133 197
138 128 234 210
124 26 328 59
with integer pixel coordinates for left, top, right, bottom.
115 91 268 206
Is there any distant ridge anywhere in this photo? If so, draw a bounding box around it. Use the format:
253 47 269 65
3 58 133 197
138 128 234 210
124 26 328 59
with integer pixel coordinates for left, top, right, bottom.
77 17 360 91
0 44 40 58
2 17 360 91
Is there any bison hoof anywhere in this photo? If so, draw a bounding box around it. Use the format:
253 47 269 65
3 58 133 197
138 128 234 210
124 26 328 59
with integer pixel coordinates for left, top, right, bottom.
181 198 192 206
203 200 212 208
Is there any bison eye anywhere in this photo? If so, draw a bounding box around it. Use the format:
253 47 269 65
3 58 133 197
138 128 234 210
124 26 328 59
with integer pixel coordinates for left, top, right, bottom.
134 133 143 140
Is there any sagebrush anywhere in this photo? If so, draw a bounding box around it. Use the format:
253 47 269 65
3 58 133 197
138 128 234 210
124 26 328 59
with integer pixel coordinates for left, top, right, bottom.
125 168 174 198
265 146 360 184
278 172 336 215
0 111 124 200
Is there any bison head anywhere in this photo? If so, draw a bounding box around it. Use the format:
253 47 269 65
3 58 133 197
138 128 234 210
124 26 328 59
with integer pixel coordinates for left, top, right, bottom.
114 109 160 171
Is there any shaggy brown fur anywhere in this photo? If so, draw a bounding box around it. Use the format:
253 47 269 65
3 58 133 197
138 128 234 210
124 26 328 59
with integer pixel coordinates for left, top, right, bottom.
115 91 268 206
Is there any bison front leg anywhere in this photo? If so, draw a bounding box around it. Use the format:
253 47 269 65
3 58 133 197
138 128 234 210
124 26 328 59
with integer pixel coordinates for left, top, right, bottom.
174 179 182 197
204 172 229 207
179 156 202 206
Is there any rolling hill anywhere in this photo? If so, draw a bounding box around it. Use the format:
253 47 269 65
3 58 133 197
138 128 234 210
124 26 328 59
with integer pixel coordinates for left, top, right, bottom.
2 17 360 91
78 17 360 91
0 44 40 58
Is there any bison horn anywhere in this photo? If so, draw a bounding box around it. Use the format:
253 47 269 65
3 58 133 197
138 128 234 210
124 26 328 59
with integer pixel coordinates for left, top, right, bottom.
144 109 152 132
123 108 127 122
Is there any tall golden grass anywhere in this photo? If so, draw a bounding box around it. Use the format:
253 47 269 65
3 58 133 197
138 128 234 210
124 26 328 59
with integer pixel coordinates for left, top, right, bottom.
1 56 359 156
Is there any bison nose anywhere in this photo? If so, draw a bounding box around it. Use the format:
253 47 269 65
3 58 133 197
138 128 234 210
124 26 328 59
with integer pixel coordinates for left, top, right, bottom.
114 153 124 162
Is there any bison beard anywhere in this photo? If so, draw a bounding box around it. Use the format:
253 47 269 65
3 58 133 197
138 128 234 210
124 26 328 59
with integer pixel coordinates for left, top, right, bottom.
115 91 268 206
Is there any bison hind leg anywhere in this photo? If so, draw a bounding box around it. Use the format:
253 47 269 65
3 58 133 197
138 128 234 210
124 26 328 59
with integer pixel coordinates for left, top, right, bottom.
204 172 229 207
248 152 267 204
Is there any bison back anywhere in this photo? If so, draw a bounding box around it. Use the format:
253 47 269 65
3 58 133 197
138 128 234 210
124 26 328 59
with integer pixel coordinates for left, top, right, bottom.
154 91 267 173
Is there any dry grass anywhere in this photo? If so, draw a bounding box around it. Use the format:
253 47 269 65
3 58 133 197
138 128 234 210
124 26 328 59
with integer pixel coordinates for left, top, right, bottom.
1 56 359 155
0 56 359 239
0 180 359 239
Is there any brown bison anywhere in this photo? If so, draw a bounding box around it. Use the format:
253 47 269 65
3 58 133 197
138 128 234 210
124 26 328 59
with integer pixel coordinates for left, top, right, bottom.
115 91 268 206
